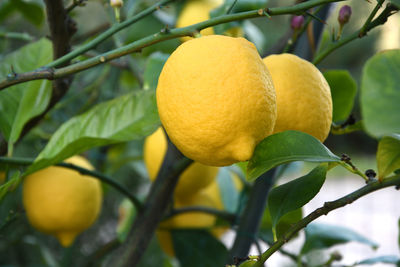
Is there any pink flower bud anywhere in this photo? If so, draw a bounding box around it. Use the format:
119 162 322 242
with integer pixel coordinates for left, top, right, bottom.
338 5 352 25
291 15 304 30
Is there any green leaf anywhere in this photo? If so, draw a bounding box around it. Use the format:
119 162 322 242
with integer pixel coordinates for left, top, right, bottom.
143 52 169 90
14 0 44 26
268 165 327 234
301 223 378 254
0 171 21 202
217 167 240 213
358 255 400 265
172 230 227 267
361 49 400 138
0 38 52 153
377 134 400 180
323 70 357 122
247 131 340 181
26 90 160 174
260 207 302 242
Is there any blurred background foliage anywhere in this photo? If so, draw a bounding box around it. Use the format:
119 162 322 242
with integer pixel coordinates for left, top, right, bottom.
0 0 399 266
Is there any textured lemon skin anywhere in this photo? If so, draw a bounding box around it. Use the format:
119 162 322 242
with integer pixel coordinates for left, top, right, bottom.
157 35 276 166
144 127 218 199
263 54 332 142
23 156 102 247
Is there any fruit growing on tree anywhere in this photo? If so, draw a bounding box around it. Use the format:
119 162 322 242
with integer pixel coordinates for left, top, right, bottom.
22 156 103 247
157 35 276 166
263 53 332 142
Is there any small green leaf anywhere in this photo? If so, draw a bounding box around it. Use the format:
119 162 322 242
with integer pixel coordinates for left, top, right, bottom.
217 167 240 213
143 52 169 90
247 131 339 181
301 223 378 254
358 255 400 265
361 49 400 138
172 230 227 267
26 90 160 174
323 70 357 122
377 134 400 180
260 207 302 242
268 165 327 233
0 38 52 153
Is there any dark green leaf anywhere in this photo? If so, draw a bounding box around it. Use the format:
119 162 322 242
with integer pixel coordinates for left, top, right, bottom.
377 134 400 180
323 70 357 122
247 131 340 181
301 223 378 254
143 52 169 90
0 39 52 153
361 49 400 138
0 1 15 23
26 90 160 174
217 167 240 213
137 236 170 267
172 230 227 267
268 165 327 233
358 255 400 265
14 0 44 26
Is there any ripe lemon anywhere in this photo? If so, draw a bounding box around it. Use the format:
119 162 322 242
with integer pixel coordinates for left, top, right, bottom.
144 127 218 199
23 156 102 247
263 54 332 142
157 35 276 166
176 0 243 42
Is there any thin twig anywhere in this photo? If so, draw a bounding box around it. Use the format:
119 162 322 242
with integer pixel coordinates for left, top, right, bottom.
0 156 143 212
313 3 399 64
0 32 34 42
66 0 87 13
0 0 345 90
252 174 400 267
359 0 384 37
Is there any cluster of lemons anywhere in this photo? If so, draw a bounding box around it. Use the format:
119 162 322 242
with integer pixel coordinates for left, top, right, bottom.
18 0 332 255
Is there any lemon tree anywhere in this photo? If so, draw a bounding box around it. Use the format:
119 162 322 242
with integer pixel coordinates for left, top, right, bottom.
0 1 399 267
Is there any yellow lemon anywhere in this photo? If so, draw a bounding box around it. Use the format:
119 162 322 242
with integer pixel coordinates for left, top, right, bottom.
144 127 218 199
157 35 276 166
176 0 243 42
263 54 332 142
23 156 102 247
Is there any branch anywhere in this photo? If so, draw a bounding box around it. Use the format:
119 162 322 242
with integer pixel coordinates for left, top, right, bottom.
107 139 193 267
252 174 400 267
0 156 143 212
0 0 345 90
0 32 34 42
227 168 277 264
48 0 176 69
164 206 237 224
313 3 399 65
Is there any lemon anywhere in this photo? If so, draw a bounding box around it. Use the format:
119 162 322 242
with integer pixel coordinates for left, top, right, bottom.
23 156 102 247
263 54 332 142
157 35 276 166
176 0 243 42
144 127 218 199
